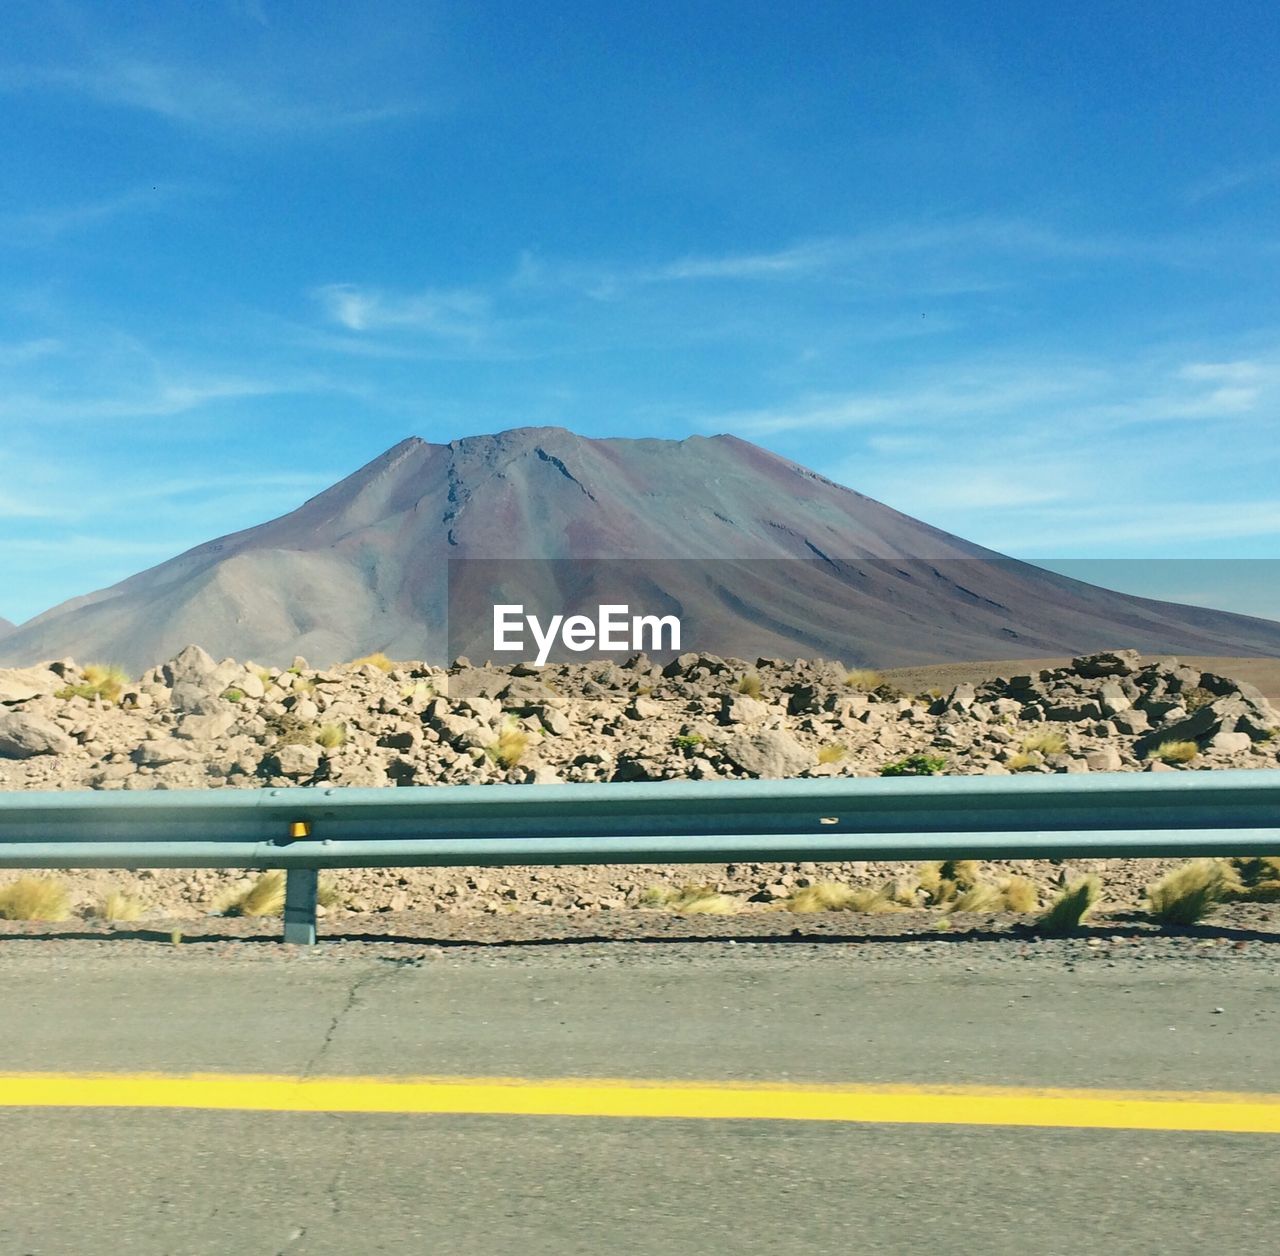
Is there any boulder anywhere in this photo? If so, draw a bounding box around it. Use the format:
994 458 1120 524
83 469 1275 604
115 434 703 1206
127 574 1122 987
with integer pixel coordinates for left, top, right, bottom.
0 666 63 704
169 681 223 715
718 693 769 725
1045 700 1103 722
133 739 196 767
174 711 236 741
0 712 77 758
161 645 219 687
1133 705 1221 758
721 729 811 778
1072 650 1141 678
1085 746 1123 772
1097 681 1132 716
1110 709 1150 735
627 696 662 721
267 743 325 778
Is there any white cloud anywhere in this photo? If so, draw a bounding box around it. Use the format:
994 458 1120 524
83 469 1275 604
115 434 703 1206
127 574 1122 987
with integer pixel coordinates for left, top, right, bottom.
313 283 490 340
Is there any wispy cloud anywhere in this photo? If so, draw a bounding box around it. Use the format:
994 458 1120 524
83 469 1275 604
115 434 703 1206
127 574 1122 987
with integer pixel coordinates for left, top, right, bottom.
1 182 204 243
0 370 322 424
512 217 1263 304
0 338 62 366
999 500 1280 549
313 282 491 341
0 57 422 136
1186 157 1280 204
708 350 1279 437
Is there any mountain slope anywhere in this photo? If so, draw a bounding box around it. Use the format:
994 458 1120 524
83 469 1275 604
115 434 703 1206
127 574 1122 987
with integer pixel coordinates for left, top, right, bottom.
2 427 1278 671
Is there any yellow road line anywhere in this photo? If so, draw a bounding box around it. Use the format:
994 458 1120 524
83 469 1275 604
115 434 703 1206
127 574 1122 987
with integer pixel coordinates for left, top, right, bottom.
1 1073 1279 1133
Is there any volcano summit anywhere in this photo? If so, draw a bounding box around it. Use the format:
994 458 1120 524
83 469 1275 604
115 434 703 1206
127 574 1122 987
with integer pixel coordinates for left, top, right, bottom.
2 427 1278 672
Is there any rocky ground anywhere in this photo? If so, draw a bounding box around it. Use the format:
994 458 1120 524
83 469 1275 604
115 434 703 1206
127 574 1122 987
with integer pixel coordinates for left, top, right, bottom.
1 645 1277 920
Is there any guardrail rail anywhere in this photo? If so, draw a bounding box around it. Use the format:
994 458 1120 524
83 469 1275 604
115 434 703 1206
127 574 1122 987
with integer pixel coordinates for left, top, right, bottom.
2 771 1278 943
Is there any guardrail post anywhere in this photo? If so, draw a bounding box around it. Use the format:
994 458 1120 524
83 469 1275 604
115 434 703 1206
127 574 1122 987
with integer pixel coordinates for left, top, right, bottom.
283 868 318 945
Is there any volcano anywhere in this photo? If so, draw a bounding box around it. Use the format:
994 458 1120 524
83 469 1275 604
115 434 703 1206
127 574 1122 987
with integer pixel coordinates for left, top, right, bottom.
2 427 1278 672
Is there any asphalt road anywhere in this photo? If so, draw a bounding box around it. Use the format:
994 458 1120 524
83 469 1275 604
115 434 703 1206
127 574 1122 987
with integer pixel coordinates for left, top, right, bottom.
1 939 1278 1255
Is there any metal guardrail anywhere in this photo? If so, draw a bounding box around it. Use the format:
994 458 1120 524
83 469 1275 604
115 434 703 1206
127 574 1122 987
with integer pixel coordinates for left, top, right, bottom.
1 771 1278 943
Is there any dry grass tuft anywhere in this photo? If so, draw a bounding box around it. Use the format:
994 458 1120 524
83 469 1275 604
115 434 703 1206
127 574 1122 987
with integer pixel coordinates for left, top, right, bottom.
1151 740 1199 764
1006 751 1042 772
317 876 341 909
1147 860 1228 925
639 885 677 907
0 875 71 921
940 859 981 889
56 662 130 704
94 890 143 923
999 876 1040 913
816 743 847 765
843 669 883 691
783 881 901 913
945 882 1005 913
1035 876 1100 936
217 871 286 917
315 722 348 750
918 859 982 906
675 893 741 915
349 652 395 673
1020 730 1066 755
737 672 763 698
1223 856 1280 903
485 718 529 768
641 884 742 915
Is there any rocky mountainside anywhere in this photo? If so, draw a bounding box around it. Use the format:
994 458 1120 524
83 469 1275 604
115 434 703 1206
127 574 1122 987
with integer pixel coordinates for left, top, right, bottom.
3 427 1280 672
0 618 13 641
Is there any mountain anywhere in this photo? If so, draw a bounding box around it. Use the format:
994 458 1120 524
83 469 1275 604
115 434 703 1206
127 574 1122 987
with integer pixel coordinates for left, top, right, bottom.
0 618 13 642
2 426 1279 672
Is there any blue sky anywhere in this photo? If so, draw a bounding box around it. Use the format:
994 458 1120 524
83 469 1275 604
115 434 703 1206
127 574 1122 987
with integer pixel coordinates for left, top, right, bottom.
2 0 1279 624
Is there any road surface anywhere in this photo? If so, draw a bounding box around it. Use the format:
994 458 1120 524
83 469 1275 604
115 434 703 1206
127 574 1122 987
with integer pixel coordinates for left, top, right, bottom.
0 935 1277 1254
